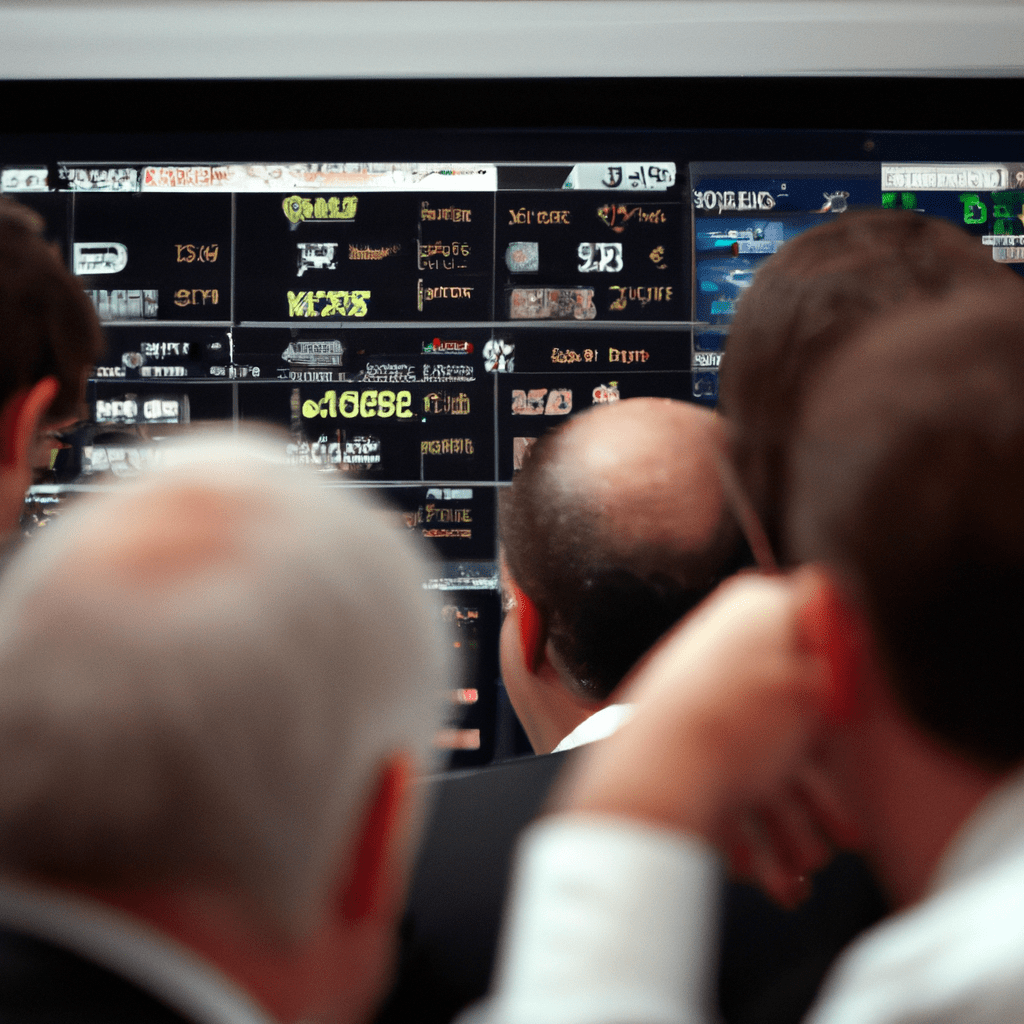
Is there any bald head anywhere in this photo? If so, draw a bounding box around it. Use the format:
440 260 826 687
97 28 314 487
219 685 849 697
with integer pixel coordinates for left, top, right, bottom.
501 398 747 700
551 397 728 575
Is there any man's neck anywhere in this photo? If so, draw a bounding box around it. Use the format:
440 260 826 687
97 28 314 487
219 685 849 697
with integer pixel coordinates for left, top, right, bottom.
842 674 1006 907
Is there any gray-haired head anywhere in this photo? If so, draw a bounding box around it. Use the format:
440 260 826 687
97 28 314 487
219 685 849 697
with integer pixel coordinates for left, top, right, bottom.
0 426 449 942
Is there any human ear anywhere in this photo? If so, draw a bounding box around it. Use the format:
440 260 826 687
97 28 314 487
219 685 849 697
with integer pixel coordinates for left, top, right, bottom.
511 582 545 673
340 753 412 923
0 377 59 469
795 568 864 726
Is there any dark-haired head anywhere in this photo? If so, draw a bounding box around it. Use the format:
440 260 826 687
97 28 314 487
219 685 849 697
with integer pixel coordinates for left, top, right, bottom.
720 210 1013 565
0 196 105 424
788 281 1024 768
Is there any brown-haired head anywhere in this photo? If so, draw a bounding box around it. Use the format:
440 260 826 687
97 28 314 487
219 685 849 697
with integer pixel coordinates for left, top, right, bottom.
0 196 105 425
719 210 1012 565
787 280 1024 768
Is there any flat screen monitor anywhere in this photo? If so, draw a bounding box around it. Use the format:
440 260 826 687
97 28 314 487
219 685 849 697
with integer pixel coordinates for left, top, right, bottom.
1 74 1021 764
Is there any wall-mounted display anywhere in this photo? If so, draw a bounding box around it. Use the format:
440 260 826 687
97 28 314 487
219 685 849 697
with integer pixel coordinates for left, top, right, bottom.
4 76 1019 764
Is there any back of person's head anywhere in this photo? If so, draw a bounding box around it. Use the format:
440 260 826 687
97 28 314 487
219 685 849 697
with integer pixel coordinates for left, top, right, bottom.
786 281 1024 769
0 196 105 423
501 397 748 700
0 427 449 944
719 210 1013 563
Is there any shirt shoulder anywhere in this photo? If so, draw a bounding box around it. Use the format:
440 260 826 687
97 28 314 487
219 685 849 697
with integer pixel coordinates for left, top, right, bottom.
810 842 1024 1024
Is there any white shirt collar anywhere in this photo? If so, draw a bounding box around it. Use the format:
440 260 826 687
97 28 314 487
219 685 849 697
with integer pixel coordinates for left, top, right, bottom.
930 763 1024 895
0 876 276 1024
551 704 634 753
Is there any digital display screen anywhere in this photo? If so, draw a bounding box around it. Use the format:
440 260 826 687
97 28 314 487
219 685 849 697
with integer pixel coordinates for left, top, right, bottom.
4 77 1019 765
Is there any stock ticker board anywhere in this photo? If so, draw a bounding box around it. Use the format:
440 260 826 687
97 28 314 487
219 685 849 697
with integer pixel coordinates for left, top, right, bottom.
4 156 1022 763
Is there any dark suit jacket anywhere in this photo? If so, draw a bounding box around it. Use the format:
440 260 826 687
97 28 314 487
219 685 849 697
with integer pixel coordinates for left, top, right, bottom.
0 926 191 1024
376 750 889 1024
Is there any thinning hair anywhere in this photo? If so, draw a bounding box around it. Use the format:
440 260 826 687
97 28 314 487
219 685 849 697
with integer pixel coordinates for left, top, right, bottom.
0 428 449 942
0 197 105 422
501 409 748 700
787 283 1024 768
719 210 1013 564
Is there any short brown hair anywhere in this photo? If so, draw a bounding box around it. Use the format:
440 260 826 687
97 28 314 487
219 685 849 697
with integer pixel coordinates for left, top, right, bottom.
719 210 1012 564
787 283 1024 767
0 197 105 423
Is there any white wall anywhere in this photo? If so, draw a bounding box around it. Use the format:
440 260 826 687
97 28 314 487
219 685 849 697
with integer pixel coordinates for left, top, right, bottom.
0 0 1021 80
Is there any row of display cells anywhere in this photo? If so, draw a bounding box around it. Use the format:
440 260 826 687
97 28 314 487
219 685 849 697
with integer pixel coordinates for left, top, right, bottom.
31 191 686 323
95 327 689 379
75 372 690 488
